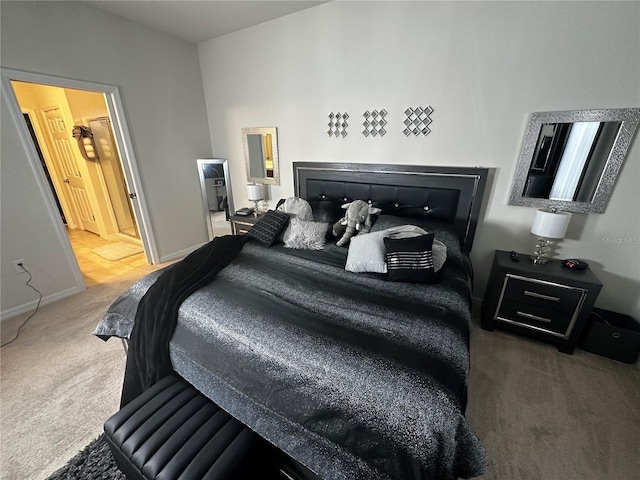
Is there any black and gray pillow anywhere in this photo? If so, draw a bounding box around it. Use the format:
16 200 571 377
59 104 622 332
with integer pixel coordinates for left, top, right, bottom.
383 233 436 283
247 210 290 246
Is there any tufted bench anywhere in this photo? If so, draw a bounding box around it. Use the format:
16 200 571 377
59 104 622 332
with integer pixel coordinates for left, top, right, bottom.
104 375 263 480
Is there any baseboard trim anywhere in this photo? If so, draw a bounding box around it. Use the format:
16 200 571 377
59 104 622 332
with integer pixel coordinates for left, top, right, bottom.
1 285 86 322
159 242 207 264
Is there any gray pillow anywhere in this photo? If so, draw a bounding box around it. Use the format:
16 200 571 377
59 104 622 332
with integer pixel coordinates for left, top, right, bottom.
345 225 447 273
277 197 314 243
277 197 314 221
284 219 329 250
345 231 389 273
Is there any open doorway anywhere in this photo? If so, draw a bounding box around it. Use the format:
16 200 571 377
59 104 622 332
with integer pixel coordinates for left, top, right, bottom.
3 71 159 287
14 82 145 285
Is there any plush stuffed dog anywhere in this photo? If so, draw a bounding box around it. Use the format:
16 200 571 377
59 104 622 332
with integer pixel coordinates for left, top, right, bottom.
332 200 381 246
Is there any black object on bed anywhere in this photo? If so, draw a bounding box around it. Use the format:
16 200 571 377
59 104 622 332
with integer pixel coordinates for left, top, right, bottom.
120 234 247 407
96 163 489 480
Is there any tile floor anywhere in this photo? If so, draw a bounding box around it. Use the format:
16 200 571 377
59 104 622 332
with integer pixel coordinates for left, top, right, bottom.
66 228 151 287
67 214 233 287
67 216 233 286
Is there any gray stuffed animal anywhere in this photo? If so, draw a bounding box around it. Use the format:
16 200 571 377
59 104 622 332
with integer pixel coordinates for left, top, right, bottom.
332 200 381 246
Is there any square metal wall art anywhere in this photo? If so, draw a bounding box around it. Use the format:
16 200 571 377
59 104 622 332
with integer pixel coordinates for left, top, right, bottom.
403 106 434 136
362 109 387 137
328 112 349 137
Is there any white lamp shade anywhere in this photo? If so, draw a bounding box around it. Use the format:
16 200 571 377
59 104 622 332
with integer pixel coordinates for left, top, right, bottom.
531 209 572 239
247 184 264 202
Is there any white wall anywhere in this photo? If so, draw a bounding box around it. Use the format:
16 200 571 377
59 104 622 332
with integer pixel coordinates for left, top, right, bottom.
199 1 640 317
1 1 212 316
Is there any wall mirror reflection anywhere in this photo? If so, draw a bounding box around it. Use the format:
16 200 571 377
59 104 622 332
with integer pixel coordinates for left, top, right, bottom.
242 127 279 185
509 108 640 213
197 158 234 240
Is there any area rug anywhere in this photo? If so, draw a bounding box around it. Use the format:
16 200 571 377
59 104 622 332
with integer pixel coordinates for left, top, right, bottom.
92 242 144 261
46 434 124 480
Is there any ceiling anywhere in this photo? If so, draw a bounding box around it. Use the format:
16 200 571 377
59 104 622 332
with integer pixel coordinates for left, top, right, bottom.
84 1 330 44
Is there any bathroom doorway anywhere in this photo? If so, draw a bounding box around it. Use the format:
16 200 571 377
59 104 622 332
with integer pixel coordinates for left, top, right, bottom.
14 82 147 284
2 69 159 288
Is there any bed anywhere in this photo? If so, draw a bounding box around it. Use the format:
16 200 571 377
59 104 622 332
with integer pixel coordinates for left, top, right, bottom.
95 162 489 480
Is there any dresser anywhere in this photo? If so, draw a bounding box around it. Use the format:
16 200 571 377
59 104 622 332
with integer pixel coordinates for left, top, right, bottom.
481 250 602 354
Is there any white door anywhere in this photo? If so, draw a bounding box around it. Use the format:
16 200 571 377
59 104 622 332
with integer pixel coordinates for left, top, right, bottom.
41 105 100 234
89 117 140 238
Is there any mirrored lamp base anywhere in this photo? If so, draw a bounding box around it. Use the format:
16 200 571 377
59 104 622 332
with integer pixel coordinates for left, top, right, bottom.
530 237 552 264
251 200 261 217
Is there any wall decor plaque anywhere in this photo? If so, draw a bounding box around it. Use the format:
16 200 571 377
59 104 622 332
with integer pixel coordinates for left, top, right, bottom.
328 112 349 137
362 109 388 137
403 106 434 136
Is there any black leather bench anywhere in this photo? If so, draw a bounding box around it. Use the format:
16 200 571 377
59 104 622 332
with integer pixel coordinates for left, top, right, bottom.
105 374 321 480
105 375 265 480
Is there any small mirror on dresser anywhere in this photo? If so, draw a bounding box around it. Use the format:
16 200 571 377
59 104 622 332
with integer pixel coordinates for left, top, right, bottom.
197 158 234 240
509 108 640 213
242 127 279 185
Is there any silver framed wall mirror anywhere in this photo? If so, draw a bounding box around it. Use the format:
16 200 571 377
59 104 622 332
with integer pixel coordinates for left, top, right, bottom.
242 127 279 185
197 158 234 240
509 108 640 213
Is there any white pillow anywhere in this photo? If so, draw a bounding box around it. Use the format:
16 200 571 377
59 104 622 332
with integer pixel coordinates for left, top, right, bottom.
345 225 447 273
284 219 328 250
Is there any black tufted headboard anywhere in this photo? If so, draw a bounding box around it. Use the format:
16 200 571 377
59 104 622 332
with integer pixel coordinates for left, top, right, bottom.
293 162 489 251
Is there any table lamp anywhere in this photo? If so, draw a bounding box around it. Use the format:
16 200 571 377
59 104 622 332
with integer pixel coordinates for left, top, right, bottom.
247 184 264 217
530 209 572 264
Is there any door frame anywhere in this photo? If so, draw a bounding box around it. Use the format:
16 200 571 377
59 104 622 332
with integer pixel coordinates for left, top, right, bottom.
1 69 160 276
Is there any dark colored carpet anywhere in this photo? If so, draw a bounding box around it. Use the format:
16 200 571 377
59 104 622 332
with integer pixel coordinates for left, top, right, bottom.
46 434 125 480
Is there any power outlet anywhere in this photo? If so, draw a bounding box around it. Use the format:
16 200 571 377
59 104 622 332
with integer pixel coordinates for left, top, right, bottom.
12 259 26 274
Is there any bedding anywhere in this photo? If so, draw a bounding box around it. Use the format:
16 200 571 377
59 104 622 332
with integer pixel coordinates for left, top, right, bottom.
95 215 486 480
119 234 247 406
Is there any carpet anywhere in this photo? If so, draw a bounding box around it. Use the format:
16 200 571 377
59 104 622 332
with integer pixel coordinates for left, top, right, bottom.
46 434 124 480
92 242 144 261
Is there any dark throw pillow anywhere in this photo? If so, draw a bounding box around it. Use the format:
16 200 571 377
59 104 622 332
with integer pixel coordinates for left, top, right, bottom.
384 233 437 283
247 210 290 246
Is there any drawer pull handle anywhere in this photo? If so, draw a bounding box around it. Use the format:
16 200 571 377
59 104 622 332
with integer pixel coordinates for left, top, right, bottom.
524 290 560 302
517 311 552 323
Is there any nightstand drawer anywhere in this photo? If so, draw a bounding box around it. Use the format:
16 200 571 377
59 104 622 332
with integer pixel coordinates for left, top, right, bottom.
497 299 573 336
504 275 583 313
234 222 253 234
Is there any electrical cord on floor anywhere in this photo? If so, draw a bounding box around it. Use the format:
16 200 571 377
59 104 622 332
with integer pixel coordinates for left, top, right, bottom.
1 264 43 347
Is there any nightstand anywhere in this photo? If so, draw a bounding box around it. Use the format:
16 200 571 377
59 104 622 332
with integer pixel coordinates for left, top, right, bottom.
481 250 602 354
229 213 263 234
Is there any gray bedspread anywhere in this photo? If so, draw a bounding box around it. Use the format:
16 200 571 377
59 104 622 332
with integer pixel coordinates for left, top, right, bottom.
95 235 486 480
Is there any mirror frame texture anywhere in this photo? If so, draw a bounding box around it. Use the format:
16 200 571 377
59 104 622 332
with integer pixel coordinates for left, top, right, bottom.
197 158 233 241
242 127 279 185
509 108 640 213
